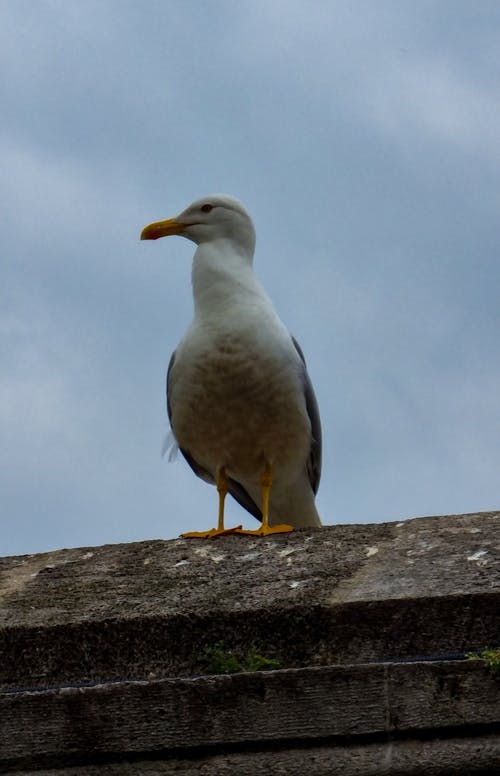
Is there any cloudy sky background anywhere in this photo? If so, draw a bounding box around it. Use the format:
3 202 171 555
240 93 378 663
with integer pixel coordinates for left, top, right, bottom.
2 0 499 557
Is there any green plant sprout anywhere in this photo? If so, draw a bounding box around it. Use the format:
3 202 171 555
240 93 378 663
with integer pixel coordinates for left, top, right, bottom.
202 642 282 674
467 647 500 675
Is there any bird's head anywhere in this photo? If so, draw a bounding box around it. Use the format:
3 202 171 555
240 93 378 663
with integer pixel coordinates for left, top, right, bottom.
141 195 256 257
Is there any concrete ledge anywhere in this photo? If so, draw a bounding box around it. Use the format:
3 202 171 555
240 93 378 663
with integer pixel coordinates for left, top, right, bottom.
1 511 499 691
0 512 500 688
1 511 500 773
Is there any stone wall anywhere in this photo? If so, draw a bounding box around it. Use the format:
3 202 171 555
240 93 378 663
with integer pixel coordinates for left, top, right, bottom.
1 511 499 774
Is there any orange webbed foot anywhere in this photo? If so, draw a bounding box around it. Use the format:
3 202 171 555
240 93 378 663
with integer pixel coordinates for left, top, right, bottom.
234 523 294 537
180 525 243 539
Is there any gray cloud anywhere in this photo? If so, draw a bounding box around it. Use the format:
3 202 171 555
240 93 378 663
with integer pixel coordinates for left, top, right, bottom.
1 0 499 555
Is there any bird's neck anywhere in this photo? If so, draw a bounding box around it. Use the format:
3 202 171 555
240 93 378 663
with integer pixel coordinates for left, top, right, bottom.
191 241 266 319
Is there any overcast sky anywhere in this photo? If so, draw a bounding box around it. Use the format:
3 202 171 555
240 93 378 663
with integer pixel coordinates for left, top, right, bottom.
2 1 499 557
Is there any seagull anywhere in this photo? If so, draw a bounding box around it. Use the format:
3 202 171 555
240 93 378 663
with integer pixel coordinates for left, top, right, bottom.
141 195 322 537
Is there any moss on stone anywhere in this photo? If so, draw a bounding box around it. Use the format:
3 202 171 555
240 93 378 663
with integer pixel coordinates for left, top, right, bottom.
467 647 500 675
202 642 281 674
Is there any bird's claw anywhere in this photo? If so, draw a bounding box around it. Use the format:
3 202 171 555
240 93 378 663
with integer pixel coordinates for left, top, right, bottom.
234 523 295 536
180 525 243 539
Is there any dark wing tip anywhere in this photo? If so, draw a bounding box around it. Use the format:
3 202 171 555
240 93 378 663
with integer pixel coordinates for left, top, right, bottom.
291 336 322 494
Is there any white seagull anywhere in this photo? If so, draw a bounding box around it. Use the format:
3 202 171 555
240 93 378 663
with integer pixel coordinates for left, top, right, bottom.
141 195 322 537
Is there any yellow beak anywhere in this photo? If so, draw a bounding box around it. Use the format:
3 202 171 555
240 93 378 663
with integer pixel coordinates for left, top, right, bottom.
140 217 185 241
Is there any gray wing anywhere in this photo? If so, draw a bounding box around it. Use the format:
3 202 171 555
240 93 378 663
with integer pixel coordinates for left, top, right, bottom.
166 351 262 519
166 350 214 485
292 336 322 494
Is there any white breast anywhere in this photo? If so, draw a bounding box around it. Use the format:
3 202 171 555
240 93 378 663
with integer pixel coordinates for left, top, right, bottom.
169 315 311 489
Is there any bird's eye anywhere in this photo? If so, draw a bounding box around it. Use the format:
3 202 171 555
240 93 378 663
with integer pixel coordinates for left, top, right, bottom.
201 204 213 213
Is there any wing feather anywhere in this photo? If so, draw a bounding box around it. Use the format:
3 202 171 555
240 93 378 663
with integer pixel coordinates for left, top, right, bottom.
291 336 322 494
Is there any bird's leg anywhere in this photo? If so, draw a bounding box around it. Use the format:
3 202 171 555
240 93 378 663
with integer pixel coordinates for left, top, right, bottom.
260 462 273 531
216 466 229 532
180 467 242 539
235 463 294 536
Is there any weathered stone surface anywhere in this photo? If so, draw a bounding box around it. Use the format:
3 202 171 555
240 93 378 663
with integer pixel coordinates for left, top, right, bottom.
1 512 499 691
1 662 499 772
1 511 500 774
